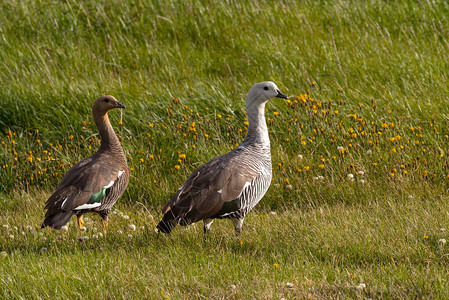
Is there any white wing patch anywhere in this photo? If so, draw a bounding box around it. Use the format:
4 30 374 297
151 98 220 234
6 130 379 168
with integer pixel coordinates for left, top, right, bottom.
61 197 68 208
104 180 115 189
73 203 102 210
118 170 125 178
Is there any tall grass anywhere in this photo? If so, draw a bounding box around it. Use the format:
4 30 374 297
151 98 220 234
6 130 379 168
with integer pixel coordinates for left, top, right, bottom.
2 0 449 297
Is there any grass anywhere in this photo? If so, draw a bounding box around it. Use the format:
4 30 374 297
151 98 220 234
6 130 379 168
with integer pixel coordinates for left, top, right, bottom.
2 0 449 297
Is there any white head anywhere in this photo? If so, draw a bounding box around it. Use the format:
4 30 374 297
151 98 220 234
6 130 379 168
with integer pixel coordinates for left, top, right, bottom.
246 81 287 106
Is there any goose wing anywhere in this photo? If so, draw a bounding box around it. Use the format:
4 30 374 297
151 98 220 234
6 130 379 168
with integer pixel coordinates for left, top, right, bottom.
45 154 126 212
161 150 260 223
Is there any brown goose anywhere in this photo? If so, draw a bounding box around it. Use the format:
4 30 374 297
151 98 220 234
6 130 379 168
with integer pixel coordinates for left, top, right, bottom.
41 95 129 232
157 82 287 234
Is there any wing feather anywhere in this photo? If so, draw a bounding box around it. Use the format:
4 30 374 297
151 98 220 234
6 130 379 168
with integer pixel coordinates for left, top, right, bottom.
161 149 260 223
45 153 125 212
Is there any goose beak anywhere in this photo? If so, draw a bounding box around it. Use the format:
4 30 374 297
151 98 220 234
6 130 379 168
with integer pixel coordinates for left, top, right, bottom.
275 90 288 99
117 101 126 109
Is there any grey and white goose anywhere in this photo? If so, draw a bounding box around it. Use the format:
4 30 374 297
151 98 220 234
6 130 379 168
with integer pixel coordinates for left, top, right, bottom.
41 95 129 233
157 82 287 234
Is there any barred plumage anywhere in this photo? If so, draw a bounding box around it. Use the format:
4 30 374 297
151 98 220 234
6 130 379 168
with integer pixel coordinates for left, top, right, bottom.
157 82 287 234
41 96 129 232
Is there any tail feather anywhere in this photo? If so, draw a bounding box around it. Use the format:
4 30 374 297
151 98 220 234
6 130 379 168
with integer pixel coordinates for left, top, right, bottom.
41 211 74 229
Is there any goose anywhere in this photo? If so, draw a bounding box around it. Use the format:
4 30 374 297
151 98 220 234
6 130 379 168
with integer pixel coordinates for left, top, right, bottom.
41 95 129 233
157 82 287 234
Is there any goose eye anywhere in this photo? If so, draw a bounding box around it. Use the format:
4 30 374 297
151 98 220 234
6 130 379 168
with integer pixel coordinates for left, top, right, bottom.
263 86 268 90
105 99 110 103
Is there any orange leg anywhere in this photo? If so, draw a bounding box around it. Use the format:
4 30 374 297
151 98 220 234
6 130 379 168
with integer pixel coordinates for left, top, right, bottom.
102 216 109 234
77 215 85 229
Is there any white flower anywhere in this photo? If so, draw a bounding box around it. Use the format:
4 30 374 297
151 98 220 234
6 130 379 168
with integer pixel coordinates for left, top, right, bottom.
61 225 69 231
128 234 133 238
297 154 303 160
358 179 366 184
440 228 446 232
78 236 89 242
355 283 366 291
93 233 103 239
128 224 136 231
285 282 294 288
117 230 123 235
25 225 33 231
366 150 372 155
80 226 87 231
357 170 365 176
438 239 446 245
123 215 130 220
230 284 237 290
285 185 293 190
347 174 354 179
337 146 344 151
8 234 14 239
0 251 8 257
270 211 276 215
3 225 9 230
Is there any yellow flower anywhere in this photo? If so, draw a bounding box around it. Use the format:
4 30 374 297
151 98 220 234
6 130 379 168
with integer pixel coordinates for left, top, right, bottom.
179 154 186 159
273 263 279 269
140 158 144 163
174 165 180 170
217 114 222 119
273 112 279 116
149 155 154 159
319 164 324 169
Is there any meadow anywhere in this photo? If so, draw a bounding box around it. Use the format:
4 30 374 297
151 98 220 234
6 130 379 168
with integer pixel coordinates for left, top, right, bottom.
2 0 449 298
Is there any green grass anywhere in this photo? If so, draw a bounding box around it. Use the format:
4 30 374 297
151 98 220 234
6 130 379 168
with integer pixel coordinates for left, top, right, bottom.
2 0 449 297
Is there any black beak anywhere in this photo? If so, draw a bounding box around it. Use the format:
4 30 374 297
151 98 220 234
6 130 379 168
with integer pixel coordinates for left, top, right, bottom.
117 101 126 109
275 90 288 99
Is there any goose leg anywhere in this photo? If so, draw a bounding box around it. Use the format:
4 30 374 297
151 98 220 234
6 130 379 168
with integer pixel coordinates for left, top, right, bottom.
77 215 85 229
203 218 214 234
231 218 244 235
102 215 109 234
